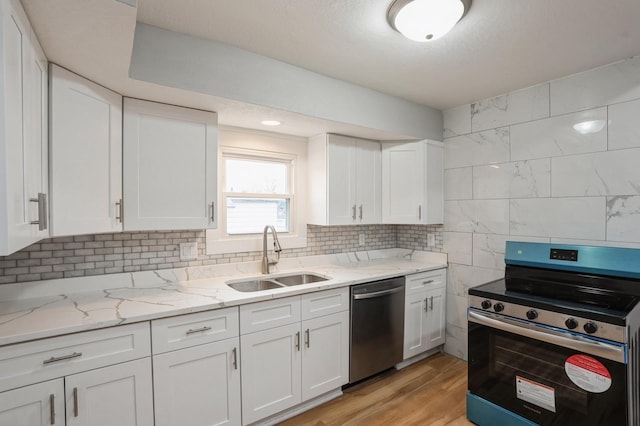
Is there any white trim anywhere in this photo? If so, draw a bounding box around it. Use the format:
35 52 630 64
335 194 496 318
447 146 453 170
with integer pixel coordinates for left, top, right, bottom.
206 127 308 255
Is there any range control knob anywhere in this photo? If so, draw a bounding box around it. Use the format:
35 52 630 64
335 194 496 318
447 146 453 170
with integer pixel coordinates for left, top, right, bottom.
526 309 538 320
584 322 598 334
493 303 505 313
565 318 579 330
481 300 492 310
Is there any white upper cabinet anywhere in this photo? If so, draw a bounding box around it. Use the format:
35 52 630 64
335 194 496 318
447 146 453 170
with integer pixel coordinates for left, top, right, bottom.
123 98 218 231
308 133 381 225
382 140 443 225
0 0 49 255
49 65 122 236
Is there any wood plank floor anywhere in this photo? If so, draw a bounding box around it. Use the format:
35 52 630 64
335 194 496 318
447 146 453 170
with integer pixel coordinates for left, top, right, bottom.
279 353 474 426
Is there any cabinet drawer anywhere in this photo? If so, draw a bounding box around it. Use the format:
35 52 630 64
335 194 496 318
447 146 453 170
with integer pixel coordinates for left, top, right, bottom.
0 322 151 393
301 287 349 320
240 296 301 335
151 307 239 354
405 269 446 295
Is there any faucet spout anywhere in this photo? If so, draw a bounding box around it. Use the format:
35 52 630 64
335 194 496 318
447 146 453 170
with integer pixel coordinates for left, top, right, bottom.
262 225 282 274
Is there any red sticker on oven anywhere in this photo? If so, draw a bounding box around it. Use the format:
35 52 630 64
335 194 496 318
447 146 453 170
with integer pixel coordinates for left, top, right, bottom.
564 354 611 393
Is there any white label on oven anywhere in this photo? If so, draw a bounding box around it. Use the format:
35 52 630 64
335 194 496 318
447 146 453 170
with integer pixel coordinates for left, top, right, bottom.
564 354 612 393
516 376 556 413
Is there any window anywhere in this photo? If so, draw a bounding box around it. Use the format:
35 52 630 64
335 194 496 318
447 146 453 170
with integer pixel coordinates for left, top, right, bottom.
224 154 293 234
205 127 307 255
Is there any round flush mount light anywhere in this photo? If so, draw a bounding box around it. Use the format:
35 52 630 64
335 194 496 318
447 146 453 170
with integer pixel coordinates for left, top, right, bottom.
261 120 281 126
388 0 472 42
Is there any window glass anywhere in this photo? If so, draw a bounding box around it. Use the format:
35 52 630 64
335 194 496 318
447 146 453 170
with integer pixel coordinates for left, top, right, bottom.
225 158 287 194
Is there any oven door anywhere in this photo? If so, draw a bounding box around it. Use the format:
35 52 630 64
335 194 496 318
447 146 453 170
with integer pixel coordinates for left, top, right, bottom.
468 309 628 426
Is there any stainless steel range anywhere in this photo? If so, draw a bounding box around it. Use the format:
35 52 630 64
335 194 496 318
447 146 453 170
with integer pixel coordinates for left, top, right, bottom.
467 241 640 426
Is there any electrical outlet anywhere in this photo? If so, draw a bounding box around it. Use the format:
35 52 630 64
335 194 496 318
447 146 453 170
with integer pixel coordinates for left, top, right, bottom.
427 233 436 247
358 233 365 246
179 242 198 261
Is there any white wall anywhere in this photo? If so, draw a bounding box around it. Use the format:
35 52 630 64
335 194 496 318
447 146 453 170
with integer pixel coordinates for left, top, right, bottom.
442 56 640 360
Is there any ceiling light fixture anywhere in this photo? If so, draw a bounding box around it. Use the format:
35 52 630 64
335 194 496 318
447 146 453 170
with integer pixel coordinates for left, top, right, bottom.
261 120 281 126
387 0 471 42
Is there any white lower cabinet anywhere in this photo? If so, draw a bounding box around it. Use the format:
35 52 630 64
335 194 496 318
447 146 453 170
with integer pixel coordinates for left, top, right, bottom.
153 338 241 426
403 269 447 359
0 379 64 426
240 288 350 424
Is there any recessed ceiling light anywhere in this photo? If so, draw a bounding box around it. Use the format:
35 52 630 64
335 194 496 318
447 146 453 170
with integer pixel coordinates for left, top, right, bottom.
387 0 471 42
261 120 281 126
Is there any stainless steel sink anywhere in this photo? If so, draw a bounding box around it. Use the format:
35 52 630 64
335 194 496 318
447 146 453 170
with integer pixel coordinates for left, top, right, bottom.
226 272 330 292
274 273 329 286
226 279 284 292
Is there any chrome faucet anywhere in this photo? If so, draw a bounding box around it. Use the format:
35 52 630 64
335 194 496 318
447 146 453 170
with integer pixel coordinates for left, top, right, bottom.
262 225 282 274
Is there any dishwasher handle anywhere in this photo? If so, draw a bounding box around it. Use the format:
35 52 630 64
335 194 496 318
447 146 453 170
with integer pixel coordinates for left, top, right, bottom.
353 286 403 300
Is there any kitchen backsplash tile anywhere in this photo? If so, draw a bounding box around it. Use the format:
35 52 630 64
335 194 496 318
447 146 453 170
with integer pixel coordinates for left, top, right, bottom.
551 148 640 196
510 107 607 161
550 56 640 115
471 83 549 132
0 224 443 285
444 199 510 234
608 98 640 150
443 104 471 138
444 167 473 200
443 127 510 169
473 159 551 199
443 232 472 265
606 196 640 242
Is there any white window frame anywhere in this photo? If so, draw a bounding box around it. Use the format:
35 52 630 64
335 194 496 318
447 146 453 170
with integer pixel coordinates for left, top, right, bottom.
206 126 307 255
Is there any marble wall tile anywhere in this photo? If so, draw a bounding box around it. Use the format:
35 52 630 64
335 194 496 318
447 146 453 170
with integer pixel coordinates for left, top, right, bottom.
551 56 640 116
472 234 549 269
446 293 468 330
444 323 468 361
471 84 549 132
444 127 510 169
443 232 472 265
446 263 503 297
510 107 607 161
606 196 640 242
608 98 640 150
445 200 510 234
443 104 471 138
510 198 606 240
473 159 551 199
552 148 640 197
444 167 472 200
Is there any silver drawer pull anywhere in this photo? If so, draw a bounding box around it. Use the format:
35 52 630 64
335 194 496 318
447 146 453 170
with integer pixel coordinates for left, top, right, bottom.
43 352 82 365
422 279 434 285
186 326 212 335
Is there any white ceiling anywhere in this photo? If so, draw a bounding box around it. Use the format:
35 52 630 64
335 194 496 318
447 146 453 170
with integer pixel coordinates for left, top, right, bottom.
20 0 640 139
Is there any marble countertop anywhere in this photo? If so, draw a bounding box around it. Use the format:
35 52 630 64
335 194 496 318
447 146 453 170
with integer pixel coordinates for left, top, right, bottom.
0 249 447 347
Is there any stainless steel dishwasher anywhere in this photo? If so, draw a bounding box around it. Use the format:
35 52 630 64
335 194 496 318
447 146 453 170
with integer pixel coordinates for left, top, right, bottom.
349 276 405 383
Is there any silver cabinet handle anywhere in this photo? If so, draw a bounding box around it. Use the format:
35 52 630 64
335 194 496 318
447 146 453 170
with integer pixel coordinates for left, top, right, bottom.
359 205 363 220
305 329 310 348
295 331 300 351
43 352 82 365
210 201 215 222
429 296 434 310
422 279 434 285
49 394 55 425
115 199 123 223
185 326 212 335
352 205 356 220
29 193 47 230
232 347 238 370
424 297 429 312
73 387 78 418
418 204 422 221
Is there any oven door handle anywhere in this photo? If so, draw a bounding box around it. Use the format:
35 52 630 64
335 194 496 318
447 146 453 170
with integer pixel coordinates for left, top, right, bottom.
468 309 626 363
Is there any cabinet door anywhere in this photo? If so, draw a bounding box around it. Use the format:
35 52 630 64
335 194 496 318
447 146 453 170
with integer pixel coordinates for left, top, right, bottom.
240 323 301 424
153 338 241 426
327 135 356 225
301 310 349 401
65 357 153 426
49 65 122 236
355 139 381 224
425 286 446 349
381 141 424 224
123 98 217 230
403 290 427 359
0 379 64 426
0 0 47 255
